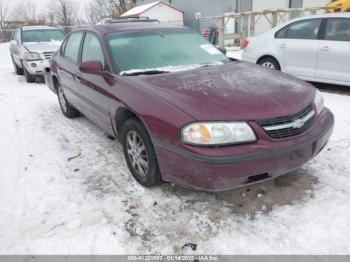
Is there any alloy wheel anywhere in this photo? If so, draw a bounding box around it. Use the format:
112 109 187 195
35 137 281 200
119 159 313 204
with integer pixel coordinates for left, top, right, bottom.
126 130 149 177
262 61 276 69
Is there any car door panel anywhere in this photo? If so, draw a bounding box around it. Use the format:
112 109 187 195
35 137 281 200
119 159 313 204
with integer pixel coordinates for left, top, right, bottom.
274 19 322 78
58 32 84 110
315 18 350 83
276 39 320 77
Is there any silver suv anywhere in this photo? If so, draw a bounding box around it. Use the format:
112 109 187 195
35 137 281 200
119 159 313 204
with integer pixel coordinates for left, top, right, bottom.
9 26 64 83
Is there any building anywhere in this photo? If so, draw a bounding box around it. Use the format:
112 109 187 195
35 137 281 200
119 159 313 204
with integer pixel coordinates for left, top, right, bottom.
135 0 332 32
122 1 184 25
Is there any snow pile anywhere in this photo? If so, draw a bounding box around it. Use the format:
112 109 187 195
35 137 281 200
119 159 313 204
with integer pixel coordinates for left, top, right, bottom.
0 42 350 254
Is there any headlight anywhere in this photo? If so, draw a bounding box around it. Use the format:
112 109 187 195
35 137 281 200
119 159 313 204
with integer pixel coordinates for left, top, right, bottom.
181 122 256 146
24 52 42 61
314 90 324 114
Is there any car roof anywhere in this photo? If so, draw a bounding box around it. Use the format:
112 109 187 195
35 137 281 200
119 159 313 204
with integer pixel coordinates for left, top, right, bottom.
73 22 186 36
285 12 350 24
21 26 59 31
295 12 350 19
270 12 350 32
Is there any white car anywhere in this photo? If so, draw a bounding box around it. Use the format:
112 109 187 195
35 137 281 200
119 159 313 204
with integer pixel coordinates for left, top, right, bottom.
242 13 350 87
9 26 65 83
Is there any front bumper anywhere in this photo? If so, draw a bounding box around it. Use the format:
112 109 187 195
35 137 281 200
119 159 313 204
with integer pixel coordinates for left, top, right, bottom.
22 60 50 76
154 108 334 192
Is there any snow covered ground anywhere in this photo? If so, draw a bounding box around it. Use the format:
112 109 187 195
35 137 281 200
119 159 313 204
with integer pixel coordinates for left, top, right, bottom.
0 42 350 255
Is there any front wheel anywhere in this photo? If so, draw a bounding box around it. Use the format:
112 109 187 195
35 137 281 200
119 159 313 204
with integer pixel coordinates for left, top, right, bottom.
258 57 281 70
122 119 162 188
23 66 36 83
11 55 24 75
57 83 80 118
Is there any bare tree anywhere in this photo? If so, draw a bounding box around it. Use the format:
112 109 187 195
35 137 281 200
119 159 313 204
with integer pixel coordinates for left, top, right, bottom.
85 0 135 24
51 0 77 26
0 0 11 28
15 1 37 24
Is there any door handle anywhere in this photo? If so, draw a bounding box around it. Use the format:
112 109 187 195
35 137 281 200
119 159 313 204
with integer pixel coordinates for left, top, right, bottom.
320 46 329 52
279 44 287 49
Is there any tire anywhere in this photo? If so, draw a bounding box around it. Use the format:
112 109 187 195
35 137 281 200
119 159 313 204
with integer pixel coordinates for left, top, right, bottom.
23 65 36 83
11 55 24 75
121 118 162 188
57 82 80 118
258 57 281 70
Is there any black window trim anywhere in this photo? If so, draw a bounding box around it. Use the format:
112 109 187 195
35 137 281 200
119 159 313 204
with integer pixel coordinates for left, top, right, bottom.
60 36 69 56
274 18 324 40
322 17 350 42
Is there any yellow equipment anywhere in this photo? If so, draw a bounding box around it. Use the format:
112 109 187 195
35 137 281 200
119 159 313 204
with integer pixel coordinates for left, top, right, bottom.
327 0 350 13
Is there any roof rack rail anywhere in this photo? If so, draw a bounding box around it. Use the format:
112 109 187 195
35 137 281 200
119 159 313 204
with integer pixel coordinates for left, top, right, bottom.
106 17 160 24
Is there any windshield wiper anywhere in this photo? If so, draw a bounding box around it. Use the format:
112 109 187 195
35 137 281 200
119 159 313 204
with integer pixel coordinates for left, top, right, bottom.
120 69 170 76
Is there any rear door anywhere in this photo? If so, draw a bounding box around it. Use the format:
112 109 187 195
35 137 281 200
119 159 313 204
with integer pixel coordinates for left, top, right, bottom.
315 18 350 84
77 32 114 134
58 31 84 108
274 19 322 78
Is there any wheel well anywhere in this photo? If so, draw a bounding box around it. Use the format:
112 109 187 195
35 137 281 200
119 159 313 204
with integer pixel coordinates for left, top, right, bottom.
257 55 281 69
115 108 141 133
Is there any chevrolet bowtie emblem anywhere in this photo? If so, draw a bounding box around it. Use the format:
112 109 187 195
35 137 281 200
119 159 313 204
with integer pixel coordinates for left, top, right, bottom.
292 119 306 129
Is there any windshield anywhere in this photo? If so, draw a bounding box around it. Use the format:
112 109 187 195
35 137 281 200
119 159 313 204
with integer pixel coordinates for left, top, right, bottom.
22 29 65 43
106 28 230 74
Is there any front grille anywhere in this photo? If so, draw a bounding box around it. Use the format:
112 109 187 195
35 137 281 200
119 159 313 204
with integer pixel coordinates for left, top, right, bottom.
257 105 316 139
43 52 54 60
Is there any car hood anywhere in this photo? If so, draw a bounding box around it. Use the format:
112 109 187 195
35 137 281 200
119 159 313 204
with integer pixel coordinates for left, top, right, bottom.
23 41 62 53
134 61 316 121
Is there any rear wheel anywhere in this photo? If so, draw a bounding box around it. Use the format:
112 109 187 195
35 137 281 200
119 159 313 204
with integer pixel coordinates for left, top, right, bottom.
12 56 23 75
57 82 80 118
122 119 162 188
258 57 281 70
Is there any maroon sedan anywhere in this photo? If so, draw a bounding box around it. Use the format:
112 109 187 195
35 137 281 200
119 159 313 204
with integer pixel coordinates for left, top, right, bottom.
45 23 334 192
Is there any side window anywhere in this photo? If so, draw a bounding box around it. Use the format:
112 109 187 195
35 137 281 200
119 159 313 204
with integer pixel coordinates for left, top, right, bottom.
275 26 288 39
325 18 350 42
286 19 322 40
81 33 105 66
63 32 84 64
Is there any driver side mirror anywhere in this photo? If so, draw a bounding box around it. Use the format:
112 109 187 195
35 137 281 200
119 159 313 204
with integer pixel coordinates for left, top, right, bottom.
79 61 103 74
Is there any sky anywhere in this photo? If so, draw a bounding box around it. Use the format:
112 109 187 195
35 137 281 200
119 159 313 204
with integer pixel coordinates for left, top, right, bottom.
8 0 91 12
